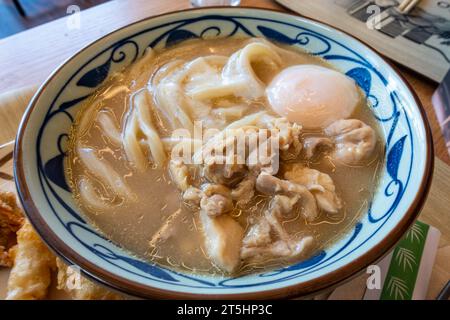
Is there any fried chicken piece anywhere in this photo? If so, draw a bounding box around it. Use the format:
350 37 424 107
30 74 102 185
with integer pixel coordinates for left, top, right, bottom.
56 258 123 300
0 192 24 267
1 191 123 300
302 137 333 159
0 247 11 267
6 220 55 300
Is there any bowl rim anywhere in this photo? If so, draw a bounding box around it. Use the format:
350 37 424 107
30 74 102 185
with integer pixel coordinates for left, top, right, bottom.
13 6 434 299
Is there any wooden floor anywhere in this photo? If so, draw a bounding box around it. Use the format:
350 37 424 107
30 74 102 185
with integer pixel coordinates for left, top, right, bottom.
0 0 111 39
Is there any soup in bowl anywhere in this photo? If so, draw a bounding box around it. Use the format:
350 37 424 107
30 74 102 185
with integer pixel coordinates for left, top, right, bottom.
14 8 433 299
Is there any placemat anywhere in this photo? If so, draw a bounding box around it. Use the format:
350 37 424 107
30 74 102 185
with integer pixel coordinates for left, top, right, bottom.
275 0 450 82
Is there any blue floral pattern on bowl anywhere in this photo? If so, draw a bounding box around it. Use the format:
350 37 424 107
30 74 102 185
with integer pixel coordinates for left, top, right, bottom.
15 8 431 297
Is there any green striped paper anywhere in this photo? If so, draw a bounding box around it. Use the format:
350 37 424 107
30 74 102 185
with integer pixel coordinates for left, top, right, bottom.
380 221 430 300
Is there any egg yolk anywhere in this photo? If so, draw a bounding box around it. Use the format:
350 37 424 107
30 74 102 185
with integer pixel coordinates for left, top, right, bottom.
266 65 360 129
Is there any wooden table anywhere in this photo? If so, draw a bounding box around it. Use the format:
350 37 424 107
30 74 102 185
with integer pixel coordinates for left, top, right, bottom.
0 0 448 299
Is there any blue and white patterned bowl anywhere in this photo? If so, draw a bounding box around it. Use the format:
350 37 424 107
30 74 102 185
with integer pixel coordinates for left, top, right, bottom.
14 8 433 299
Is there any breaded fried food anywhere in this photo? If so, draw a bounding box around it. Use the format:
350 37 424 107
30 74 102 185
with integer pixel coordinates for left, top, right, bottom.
56 258 123 300
0 192 24 267
0 248 11 267
5 220 55 300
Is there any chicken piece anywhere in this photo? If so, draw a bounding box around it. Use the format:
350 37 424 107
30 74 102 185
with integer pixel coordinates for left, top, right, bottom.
231 175 256 207
236 120 298 175
255 172 318 221
199 210 244 273
203 155 247 186
0 192 24 230
325 119 376 165
182 186 203 206
242 195 297 259
200 194 233 217
0 192 24 267
169 159 190 191
285 164 342 213
183 184 231 210
149 209 182 247
264 195 299 240
241 195 313 261
302 137 333 159
56 258 123 300
199 183 233 216
201 183 231 197
170 160 205 209
241 236 313 261
242 217 272 248
268 194 298 217
246 135 280 175
0 248 11 267
199 124 282 185
196 131 248 186
197 120 295 185
268 118 302 160
6 220 55 300
256 172 292 195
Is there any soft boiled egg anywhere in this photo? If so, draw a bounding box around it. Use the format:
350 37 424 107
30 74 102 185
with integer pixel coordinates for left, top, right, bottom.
266 65 360 129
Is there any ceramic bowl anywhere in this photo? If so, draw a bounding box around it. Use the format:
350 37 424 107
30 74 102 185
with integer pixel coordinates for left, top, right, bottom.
14 7 434 299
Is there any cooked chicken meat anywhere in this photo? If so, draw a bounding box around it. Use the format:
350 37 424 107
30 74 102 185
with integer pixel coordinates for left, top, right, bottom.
201 183 231 197
255 172 319 221
199 210 244 273
169 159 190 191
0 192 24 267
269 194 298 218
149 209 182 247
302 136 333 159
264 195 299 239
231 175 256 207
6 220 55 300
241 195 313 261
325 119 376 165
285 164 342 213
242 217 272 248
200 194 233 217
197 119 302 184
203 156 247 186
246 141 280 175
268 118 302 160
241 235 313 261
182 186 203 206
56 258 123 300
